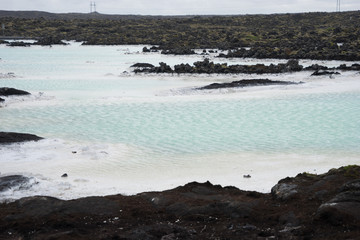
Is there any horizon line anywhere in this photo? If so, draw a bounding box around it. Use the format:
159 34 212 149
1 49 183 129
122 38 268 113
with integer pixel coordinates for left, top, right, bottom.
1 9 359 17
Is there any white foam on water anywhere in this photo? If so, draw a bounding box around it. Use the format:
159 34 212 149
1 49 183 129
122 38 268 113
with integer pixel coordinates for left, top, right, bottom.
0 139 142 201
1 139 358 202
0 72 16 79
0 92 55 108
1 71 359 111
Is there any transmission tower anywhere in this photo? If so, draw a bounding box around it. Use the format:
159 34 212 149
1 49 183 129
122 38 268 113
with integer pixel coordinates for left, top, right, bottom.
336 0 341 12
90 2 96 13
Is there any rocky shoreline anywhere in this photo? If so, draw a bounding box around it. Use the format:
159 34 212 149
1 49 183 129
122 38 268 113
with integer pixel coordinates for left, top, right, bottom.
0 134 359 239
0 133 359 239
2 37 68 47
0 165 359 239
132 59 360 75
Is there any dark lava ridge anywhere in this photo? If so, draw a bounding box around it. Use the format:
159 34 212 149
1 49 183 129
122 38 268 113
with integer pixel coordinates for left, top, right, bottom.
197 79 302 90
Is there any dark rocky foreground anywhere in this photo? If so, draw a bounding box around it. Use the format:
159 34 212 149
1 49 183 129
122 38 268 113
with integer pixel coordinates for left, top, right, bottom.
197 79 301 90
0 166 359 239
0 132 43 144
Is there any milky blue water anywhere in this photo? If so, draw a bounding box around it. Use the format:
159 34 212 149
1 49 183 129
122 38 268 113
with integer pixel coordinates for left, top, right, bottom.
1 92 360 156
0 42 359 199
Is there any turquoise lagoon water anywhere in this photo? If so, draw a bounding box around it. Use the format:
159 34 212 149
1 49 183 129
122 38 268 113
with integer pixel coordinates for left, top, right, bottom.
2 92 360 155
0 43 359 199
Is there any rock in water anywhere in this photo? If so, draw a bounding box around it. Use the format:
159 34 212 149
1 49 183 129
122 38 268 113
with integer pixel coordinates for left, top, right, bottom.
0 132 43 144
198 79 301 90
0 87 31 96
7 41 31 47
311 70 340 76
131 63 155 68
0 175 31 193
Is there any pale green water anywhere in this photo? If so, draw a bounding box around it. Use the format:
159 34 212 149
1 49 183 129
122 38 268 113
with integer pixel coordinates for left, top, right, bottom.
0 42 359 199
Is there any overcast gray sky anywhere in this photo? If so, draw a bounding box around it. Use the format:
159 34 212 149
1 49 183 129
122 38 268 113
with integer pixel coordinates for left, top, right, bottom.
2 0 360 15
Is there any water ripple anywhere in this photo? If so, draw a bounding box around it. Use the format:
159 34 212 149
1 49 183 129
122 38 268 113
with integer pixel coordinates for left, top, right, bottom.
1 92 359 156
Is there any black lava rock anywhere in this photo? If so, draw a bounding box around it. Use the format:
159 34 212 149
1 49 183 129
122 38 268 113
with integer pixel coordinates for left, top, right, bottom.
0 132 43 144
0 88 31 96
